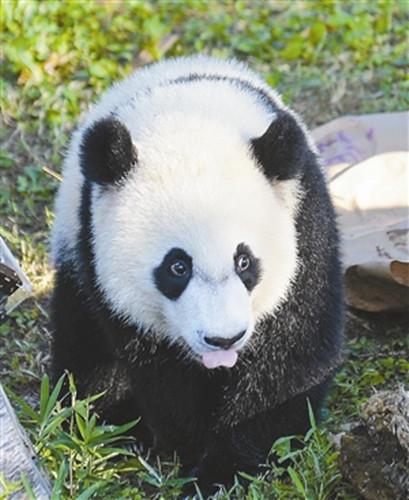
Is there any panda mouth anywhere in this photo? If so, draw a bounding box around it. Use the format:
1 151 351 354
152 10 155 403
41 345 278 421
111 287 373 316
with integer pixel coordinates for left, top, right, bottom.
201 349 238 369
196 330 248 369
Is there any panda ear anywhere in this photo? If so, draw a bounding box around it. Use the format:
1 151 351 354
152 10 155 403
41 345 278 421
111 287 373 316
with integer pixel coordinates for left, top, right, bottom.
251 110 311 181
80 117 137 185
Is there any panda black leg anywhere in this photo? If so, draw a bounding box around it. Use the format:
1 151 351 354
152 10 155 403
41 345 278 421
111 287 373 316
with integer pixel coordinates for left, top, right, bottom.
51 269 141 427
182 380 330 497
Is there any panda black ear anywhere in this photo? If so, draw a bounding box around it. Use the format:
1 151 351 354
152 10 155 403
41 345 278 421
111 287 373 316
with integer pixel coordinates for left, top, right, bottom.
80 117 137 185
251 110 312 181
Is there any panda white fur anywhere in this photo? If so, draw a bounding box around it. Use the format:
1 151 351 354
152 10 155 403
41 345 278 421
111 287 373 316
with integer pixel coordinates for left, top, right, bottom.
51 56 343 495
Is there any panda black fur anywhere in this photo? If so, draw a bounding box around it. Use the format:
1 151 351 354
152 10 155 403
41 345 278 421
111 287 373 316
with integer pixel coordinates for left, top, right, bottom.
51 56 344 495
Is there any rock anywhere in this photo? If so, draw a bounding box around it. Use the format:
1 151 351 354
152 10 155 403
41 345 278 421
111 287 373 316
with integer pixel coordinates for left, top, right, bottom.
339 388 409 500
361 387 409 453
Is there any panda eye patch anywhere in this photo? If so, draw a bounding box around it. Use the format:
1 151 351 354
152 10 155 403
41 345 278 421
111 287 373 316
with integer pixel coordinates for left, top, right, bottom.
234 243 262 291
154 248 192 300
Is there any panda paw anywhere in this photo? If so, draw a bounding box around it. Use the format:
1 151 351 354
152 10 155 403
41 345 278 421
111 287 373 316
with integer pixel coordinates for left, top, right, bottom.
181 456 235 499
181 481 225 500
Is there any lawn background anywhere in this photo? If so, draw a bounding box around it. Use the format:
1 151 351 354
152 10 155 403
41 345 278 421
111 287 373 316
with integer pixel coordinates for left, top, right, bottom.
1 1 408 498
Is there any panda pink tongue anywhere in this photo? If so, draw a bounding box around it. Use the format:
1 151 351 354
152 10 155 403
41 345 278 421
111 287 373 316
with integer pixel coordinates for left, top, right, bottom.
202 349 238 369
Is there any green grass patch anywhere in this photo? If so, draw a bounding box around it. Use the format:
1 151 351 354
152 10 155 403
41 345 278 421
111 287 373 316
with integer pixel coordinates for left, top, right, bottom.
5 374 185 499
1 0 408 498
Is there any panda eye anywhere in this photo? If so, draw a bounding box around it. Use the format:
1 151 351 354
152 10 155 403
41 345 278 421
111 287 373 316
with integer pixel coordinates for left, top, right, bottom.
169 260 189 278
154 248 192 300
234 243 261 291
236 253 251 272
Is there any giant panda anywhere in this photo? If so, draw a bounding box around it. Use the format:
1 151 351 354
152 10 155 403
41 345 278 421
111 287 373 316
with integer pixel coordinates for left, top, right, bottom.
51 55 344 495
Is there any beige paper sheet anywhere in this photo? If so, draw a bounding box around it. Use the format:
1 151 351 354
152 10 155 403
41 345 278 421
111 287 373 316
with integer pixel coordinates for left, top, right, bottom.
312 112 409 312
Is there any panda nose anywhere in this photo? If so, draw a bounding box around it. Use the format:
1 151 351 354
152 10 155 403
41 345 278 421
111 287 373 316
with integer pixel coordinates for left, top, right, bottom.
204 330 246 350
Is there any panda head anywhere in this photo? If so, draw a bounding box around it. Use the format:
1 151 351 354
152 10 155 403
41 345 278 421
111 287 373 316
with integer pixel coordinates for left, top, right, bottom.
81 113 305 369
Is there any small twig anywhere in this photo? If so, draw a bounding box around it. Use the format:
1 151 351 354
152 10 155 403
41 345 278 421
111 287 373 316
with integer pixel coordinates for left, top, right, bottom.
43 166 62 182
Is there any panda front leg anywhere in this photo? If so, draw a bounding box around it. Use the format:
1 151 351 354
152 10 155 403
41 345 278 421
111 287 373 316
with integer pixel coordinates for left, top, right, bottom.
183 380 330 498
50 268 145 431
182 435 264 498
182 417 270 498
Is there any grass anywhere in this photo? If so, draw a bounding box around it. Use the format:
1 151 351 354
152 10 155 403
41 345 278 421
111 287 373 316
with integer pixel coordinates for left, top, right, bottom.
1 0 408 498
